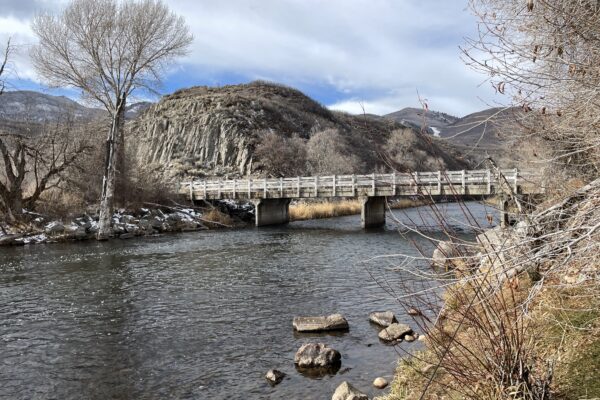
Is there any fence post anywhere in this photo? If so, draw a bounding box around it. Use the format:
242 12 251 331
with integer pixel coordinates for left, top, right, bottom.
297 176 300 197
315 176 319 197
461 170 466 195
263 178 267 198
189 180 194 201
513 168 518 193
279 177 283 197
333 175 337 197
437 171 442 195
487 170 492 194
233 179 237 198
203 180 207 199
352 174 356 196
248 179 252 198
392 173 397 196
372 173 376 196
217 179 221 198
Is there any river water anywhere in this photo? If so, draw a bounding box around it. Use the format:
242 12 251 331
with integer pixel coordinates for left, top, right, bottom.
0 202 495 399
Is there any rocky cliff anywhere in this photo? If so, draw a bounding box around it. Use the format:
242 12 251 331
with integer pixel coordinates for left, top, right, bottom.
129 81 465 178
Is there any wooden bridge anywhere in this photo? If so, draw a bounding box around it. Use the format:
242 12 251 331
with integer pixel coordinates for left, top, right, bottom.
180 169 543 228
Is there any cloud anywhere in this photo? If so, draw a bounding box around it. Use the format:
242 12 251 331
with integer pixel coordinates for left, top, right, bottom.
0 0 502 116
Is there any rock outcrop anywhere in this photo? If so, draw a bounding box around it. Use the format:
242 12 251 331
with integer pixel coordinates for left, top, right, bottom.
129 81 466 179
294 343 341 368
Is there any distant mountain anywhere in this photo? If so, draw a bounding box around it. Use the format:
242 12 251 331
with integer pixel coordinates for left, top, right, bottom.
0 91 153 124
384 107 459 136
0 90 103 123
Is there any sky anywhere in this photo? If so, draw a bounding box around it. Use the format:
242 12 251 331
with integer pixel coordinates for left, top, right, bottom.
0 0 504 117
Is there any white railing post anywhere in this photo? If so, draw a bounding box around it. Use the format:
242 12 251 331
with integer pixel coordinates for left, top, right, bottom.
371 173 376 196
392 172 397 196
248 179 252 198
297 176 300 197
189 180 194 201
352 174 356 196
263 178 267 197
437 171 442 195
315 176 319 197
487 170 492 194
203 180 207 198
333 175 337 197
217 179 222 198
233 179 237 198
279 177 283 197
461 170 466 195
513 168 518 193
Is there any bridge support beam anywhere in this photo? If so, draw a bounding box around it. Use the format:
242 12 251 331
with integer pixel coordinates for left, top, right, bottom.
361 196 386 228
253 198 291 227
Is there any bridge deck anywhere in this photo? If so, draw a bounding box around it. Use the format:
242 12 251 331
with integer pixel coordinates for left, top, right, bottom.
180 169 543 201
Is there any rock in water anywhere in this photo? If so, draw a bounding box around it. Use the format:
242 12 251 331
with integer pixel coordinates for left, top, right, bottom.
378 323 413 342
332 381 369 400
404 334 416 342
293 314 349 332
373 377 388 389
368 311 397 327
264 369 286 385
294 343 341 368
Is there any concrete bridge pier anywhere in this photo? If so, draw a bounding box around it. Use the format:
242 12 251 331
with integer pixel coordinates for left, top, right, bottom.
361 196 386 228
253 198 291 227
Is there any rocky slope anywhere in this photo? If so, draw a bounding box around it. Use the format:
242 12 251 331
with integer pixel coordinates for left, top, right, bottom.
129 81 466 178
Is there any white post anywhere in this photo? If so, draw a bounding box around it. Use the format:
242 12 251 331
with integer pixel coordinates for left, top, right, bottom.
487 170 492 194
461 170 466 195
203 180 207 198
333 175 337 197
263 178 267 197
233 179 237 198
372 173 376 196
392 173 397 196
279 177 283 197
437 171 442 195
513 168 518 193
297 176 300 197
217 179 222 198
315 176 319 197
189 180 194 201
248 179 252 198
352 174 356 196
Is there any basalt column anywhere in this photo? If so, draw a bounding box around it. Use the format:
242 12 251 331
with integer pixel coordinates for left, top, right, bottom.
361 196 386 228
253 198 291 227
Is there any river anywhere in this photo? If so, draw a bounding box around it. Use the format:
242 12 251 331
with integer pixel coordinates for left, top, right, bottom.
0 202 495 399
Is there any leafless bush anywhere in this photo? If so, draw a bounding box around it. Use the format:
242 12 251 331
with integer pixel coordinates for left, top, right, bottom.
254 131 307 177
306 128 364 175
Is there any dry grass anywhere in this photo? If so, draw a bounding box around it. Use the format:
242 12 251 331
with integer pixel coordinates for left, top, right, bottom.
289 198 427 221
203 208 234 226
289 199 362 221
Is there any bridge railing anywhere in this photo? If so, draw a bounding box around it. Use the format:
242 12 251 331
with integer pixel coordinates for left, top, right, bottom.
180 169 542 200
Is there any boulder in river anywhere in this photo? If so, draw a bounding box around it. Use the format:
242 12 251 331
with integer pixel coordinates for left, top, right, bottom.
332 381 369 400
293 314 349 332
265 369 286 385
373 377 388 389
294 343 341 368
378 323 413 342
368 311 397 327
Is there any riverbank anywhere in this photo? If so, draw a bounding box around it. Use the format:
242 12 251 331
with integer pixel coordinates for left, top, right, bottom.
289 198 430 221
378 180 600 400
0 205 242 246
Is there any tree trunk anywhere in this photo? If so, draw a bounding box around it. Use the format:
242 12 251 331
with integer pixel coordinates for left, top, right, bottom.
97 97 126 240
3 190 23 223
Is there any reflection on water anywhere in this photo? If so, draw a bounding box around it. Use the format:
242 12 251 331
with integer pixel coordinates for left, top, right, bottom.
0 202 495 399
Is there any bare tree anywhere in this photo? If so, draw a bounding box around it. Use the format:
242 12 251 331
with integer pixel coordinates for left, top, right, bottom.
255 131 308 177
31 0 193 239
0 38 12 96
462 0 600 179
306 128 363 175
0 117 92 222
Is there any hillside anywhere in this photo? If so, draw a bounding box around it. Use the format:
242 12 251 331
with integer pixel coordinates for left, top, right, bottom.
129 81 466 178
385 107 458 136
